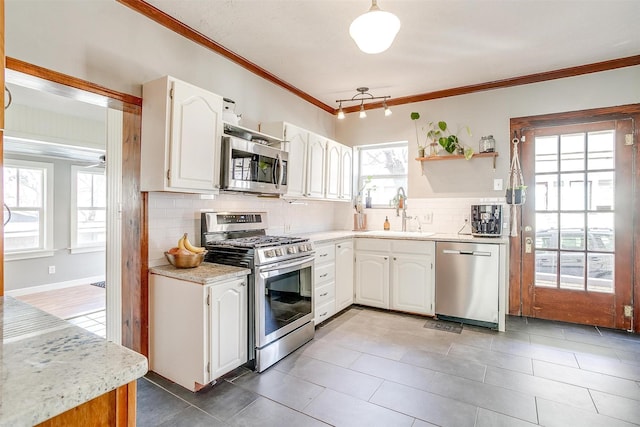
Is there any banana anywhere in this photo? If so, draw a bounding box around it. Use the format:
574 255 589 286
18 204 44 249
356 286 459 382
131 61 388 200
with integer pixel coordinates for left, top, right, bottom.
177 235 186 250
183 233 206 254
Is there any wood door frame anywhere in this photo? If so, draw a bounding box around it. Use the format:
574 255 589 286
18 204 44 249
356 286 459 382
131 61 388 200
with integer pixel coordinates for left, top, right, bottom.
3 58 147 354
509 104 640 332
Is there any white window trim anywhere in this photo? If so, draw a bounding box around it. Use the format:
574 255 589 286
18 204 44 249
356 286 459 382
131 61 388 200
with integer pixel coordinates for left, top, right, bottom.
355 141 408 209
70 165 106 252
4 158 54 259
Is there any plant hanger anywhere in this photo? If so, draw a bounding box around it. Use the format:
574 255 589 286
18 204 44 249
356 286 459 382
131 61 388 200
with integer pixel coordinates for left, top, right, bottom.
506 132 526 236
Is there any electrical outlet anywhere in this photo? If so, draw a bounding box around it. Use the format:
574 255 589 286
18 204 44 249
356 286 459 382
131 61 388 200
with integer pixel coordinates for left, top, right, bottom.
624 305 633 317
48 266 56 274
493 178 503 191
422 212 433 224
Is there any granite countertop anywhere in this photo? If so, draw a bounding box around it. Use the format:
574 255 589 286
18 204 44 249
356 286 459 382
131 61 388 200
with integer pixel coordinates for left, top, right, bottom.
303 230 509 245
0 296 148 427
149 262 251 285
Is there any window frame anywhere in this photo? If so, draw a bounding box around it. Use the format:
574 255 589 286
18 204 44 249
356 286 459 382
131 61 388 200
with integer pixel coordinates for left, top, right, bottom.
70 165 106 253
3 158 55 260
355 141 408 209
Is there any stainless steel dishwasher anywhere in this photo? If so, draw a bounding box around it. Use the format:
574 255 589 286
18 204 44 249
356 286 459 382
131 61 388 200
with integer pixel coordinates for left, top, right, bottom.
435 241 499 327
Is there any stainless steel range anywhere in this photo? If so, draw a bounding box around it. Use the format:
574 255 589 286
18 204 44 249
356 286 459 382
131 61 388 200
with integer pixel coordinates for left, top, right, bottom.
201 212 315 372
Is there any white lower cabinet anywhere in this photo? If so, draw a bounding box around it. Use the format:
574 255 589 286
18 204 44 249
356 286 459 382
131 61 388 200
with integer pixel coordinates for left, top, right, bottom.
355 238 435 315
314 243 336 324
149 274 248 391
335 240 354 312
355 252 390 308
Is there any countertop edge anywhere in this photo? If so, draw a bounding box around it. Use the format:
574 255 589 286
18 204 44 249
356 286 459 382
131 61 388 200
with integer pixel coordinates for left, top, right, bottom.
303 230 509 245
149 262 251 284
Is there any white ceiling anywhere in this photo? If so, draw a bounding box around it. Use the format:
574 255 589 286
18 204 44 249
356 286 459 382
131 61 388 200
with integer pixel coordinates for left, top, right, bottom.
145 0 640 109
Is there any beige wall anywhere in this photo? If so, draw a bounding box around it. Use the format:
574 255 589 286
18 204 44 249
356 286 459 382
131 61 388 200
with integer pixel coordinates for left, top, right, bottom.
336 66 640 199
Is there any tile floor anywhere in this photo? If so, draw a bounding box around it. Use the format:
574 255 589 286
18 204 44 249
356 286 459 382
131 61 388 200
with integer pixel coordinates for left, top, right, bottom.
67 309 106 338
137 307 640 426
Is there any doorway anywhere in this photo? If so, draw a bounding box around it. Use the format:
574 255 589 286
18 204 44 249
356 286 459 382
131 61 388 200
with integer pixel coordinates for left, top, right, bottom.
510 106 639 331
3 72 121 341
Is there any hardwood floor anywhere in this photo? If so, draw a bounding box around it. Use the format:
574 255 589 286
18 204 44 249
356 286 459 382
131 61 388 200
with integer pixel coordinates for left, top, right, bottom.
15 284 106 319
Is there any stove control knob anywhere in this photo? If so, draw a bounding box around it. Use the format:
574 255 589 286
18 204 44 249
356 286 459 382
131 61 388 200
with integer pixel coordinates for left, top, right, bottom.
287 246 297 254
265 249 275 258
298 245 307 252
305 244 313 252
275 248 284 256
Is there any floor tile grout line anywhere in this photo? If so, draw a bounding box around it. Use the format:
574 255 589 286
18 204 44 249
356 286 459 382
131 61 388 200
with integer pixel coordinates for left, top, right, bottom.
141 376 227 425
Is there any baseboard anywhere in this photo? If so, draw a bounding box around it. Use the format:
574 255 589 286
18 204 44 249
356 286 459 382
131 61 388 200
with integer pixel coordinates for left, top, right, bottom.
6 275 106 297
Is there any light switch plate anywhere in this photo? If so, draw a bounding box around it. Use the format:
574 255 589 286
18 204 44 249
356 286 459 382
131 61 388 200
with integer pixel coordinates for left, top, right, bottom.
493 178 503 191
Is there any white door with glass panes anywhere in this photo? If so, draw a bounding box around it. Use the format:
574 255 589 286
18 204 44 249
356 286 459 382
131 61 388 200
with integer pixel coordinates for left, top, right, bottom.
357 142 408 207
519 119 634 328
306 133 327 198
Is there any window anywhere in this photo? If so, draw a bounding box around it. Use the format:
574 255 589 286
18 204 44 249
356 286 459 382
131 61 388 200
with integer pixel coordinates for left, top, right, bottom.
356 142 408 207
3 159 54 255
71 166 106 250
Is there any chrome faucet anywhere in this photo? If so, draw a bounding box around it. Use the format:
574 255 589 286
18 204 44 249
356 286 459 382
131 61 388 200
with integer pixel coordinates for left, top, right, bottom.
395 186 412 231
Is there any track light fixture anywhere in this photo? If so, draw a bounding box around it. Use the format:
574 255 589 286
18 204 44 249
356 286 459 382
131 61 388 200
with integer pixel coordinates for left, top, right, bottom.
335 87 391 120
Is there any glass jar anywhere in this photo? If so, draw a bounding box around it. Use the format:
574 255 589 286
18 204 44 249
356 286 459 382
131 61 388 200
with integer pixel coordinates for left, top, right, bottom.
479 135 495 153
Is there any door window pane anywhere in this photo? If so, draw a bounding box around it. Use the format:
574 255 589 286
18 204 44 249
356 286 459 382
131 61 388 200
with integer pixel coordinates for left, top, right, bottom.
587 213 614 251
560 173 586 211
535 136 558 173
535 251 557 287
535 214 559 249
586 253 613 292
560 133 585 172
587 171 613 211
587 131 614 170
535 175 558 211
559 252 585 290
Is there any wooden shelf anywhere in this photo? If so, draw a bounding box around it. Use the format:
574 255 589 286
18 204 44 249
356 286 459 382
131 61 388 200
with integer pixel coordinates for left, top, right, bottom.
416 151 498 169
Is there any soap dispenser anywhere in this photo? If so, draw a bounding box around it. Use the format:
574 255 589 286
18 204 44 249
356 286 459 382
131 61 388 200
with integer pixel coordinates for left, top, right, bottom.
383 216 390 231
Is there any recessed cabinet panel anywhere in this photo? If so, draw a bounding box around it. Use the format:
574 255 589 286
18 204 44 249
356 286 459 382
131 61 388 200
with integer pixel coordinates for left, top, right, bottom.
141 76 223 193
355 253 389 308
170 80 222 190
209 279 247 379
326 141 341 199
341 147 353 200
307 133 326 198
391 251 434 315
283 124 308 197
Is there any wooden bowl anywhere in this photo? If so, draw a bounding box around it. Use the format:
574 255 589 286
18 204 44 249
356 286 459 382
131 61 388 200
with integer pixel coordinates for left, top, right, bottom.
164 251 205 268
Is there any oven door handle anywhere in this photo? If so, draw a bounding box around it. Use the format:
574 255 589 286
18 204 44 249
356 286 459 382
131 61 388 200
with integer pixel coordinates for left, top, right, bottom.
258 256 314 273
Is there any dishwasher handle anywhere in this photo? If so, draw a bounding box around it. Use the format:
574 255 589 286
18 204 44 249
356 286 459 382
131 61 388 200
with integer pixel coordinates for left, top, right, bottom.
442 249 492 257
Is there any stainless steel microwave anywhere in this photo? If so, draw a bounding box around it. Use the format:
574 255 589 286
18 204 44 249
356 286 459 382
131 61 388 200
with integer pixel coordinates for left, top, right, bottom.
221 135 288 195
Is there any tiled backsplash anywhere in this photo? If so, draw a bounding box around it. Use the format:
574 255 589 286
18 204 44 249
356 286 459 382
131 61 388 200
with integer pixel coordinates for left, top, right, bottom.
148 193 509 266
147 192 352 266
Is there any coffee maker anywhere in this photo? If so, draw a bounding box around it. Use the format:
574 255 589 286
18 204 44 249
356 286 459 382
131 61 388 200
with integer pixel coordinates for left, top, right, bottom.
471 205 502 237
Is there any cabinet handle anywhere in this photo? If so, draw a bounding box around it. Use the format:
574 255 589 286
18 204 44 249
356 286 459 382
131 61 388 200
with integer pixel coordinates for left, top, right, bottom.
319 254 328 257
337 245 341 248
320 273 328 278
239 282 246 287
320 312 328 317
320 292 328 297
394 257 397 260
384 257 388 260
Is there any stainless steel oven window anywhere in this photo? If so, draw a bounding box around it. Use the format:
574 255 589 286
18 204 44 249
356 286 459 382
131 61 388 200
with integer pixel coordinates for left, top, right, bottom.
256 257 314 347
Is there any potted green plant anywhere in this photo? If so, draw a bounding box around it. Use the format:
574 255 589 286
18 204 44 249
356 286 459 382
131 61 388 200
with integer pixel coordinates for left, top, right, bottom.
506 185 527 205
436 121 474 159
410 112 426 157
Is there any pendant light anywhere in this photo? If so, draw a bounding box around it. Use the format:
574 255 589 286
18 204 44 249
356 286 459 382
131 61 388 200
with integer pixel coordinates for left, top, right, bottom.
349 0 401 54
359 103 367 119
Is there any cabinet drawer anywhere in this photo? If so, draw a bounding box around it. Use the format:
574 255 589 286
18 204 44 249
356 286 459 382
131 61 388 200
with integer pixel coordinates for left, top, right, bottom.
392 240 434 254
315 262 335 284
315 300 336 325
315 244 336 263
355 238 391 252
315 282 335 307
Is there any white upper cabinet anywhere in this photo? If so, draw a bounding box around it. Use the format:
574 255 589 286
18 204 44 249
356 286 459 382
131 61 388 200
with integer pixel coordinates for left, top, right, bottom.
282 123 308 198
141 76 223 193
306 133 327 198
325 139 341 199
340 145 353 200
